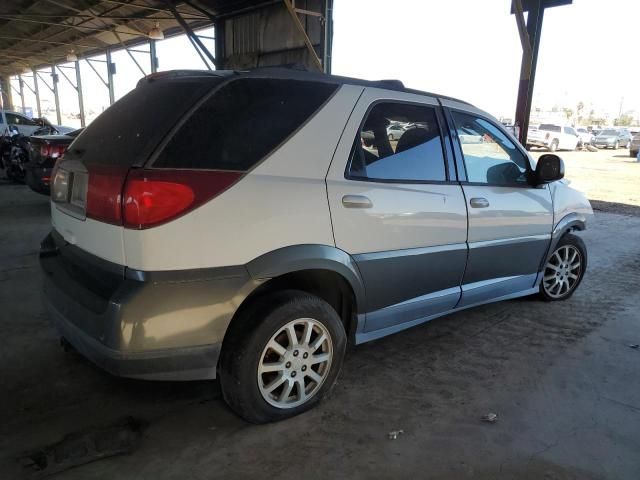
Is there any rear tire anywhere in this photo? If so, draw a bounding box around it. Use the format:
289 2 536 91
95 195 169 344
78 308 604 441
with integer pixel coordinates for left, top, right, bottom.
219 290 346 424
549 139 559 152
614 141 619 149
540 233 587 301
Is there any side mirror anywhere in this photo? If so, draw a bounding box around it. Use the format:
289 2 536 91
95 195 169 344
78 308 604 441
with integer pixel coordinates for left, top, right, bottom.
535 154 565 184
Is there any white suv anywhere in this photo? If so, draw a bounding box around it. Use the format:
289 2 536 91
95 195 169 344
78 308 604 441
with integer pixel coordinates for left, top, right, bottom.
41 69 593 423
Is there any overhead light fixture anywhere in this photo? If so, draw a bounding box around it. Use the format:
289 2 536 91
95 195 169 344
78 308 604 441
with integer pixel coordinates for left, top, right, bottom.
148 22 164 40
66 50 78 62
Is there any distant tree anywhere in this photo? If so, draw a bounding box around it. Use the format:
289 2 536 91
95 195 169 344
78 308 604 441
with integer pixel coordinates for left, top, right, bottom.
563 107 574 121
613 114 633 126
576 101 585 124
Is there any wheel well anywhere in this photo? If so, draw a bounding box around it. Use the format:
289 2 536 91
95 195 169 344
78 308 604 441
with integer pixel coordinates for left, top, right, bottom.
224 269 357 346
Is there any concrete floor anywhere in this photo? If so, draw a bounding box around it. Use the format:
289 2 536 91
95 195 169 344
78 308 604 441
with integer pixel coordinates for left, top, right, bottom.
1 181 639 479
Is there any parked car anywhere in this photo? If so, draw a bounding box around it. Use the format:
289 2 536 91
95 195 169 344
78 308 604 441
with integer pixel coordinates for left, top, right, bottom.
0 111 70 136
630 133 640 158
40 69 593 423
526 124 579 151
25 129 82 194
386 122 406 140
575 127 593 145
591 128 632 149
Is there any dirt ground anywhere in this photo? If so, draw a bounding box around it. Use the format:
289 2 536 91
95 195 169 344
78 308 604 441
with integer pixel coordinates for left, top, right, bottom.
1 150 640 479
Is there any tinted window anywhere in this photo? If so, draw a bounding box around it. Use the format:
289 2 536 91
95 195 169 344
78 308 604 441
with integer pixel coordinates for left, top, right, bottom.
539 124 561 133
64 78 222 167
347 102 446 182
6 113 35 125
452 111 529 186
154 78 337 170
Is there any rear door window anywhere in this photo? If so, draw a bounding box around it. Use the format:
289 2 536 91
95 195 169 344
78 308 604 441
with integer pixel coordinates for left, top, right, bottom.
153 78 338 171
347 102 447 182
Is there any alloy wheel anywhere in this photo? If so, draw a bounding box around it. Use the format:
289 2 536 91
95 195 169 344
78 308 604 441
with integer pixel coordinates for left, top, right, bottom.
257 318 333 409
542 245 582 299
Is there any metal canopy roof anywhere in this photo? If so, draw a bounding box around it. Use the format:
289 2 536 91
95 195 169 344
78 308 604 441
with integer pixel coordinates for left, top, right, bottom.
0 0 266 75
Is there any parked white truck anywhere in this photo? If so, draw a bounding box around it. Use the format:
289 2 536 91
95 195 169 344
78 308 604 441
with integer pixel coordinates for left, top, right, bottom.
527 124 579 151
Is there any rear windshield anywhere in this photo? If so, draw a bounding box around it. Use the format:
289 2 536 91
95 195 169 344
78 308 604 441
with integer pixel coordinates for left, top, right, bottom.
601 129 617 135
64 78 222 167
539 124 561 132
152 78 338 171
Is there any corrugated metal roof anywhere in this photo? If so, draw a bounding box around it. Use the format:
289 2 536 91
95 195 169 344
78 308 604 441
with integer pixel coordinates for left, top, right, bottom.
0 1 268 75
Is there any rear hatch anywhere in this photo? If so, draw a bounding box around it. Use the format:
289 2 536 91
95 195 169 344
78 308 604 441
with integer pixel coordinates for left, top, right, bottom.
50 73 227 265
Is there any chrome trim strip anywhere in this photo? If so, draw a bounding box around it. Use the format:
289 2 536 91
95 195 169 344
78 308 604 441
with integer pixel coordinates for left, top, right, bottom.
390 286 461 308
353 242 467 262
461 276 521 291
468 234 551 249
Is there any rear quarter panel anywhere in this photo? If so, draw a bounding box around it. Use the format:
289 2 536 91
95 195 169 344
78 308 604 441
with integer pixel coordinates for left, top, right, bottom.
123 84 364 271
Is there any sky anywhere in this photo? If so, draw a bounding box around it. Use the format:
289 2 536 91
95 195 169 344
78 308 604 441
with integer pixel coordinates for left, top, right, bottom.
332 0 640 122
10 1 640 127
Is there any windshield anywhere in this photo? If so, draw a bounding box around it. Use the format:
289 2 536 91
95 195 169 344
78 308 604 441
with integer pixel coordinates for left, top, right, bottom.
539 124 561 132
600 129 617 135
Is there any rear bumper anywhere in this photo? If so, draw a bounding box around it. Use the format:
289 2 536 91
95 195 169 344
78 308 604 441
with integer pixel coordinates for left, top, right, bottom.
25 165 51 194
40 230 256 381
45 293 221 380
527 139 549 147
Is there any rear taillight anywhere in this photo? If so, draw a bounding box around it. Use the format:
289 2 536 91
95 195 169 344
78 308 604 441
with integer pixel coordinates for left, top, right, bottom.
122 169 242 229
85 165 129 225
40 144 67 159
545 133 550 140
82 167 241 228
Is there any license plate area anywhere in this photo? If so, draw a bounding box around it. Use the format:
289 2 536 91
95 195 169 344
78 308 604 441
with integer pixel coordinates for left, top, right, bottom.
52 167 88 220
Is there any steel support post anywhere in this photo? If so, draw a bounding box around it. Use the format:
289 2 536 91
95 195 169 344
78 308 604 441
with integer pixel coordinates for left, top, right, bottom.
32 69 41 117
150 39 158 73
75 60 85 127
168 4 216 69
214 19 224 70
18 74 25 113
106 49 115 104
51 65 61 125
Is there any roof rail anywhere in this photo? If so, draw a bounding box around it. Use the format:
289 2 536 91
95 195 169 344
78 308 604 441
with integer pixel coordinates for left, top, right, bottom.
370 79 405 89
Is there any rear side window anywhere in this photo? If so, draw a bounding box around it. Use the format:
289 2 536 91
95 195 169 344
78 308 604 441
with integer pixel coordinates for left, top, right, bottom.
153 78 338 170
539 124 561 133
347 102 447 182
64 78 221 167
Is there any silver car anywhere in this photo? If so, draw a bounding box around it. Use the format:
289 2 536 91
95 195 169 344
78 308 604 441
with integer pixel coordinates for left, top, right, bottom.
592 128 632 149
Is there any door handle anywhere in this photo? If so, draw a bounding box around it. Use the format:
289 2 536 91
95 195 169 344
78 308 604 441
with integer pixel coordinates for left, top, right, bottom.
342 195 373 208
469 197 490 208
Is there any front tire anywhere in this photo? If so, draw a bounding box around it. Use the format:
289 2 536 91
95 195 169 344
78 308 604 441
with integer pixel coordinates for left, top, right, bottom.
219 291 347 424
549 139 559 152
540 233 587 301
614 141 619 149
